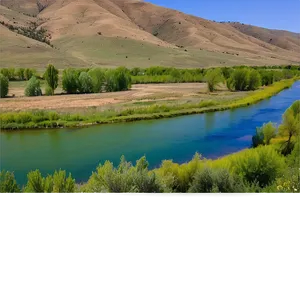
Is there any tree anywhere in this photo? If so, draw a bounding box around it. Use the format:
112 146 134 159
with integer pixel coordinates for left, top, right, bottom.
205 68 224 92
0 73 9 98
62 69 79 94
88 68 105 93
25 76 42 96
0 170 20 193
279 101 300 155
228 68 250 91
78 72 93 94
248 69 262 90
44 64 59 95
24 68 35 80
262 122 277 145
16 68 25 80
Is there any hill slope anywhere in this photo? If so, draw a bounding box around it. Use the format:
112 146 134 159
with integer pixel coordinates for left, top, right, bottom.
0 0 299 68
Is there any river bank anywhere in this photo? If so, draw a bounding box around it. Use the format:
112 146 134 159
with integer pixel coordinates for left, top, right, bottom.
1 80 299 186
0 79 297 130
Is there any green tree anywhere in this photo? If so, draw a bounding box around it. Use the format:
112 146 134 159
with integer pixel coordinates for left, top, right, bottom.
279 101 300 155
205 68 224 92
229 68 250 91
0 73 9 98
25 76 42 96
88 68 105 93
24 68 35 80
62 69 79 94
0 170 20 193
24 169 75 193
78 72 93 94
262 122 277 145
248 69 262 90
44 64 59 95
16 68 25 80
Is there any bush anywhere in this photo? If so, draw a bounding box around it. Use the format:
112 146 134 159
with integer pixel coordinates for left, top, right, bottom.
44 64 58 95
0 73 9 98
232 146 285 188
248 69 261 90
228 68 250 91
78 72 93 94
205 68 224 92
104 67 131 92
260 71 274 86
82 156 162 193
45 85 54 96
262 122 277 145
88 68 105 93
24 169 75 193
16 68 25 80
62 69 79 94
0 170 20 193
24 68 36 80
25 76 42 96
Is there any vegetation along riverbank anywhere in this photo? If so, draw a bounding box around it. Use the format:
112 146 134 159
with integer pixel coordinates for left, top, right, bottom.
1 100 299 193
0 65 299 130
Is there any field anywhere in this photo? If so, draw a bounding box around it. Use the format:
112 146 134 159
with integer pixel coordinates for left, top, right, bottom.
1 81 248 113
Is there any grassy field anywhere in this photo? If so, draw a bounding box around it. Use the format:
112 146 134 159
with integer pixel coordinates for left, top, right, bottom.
0 34 273 69
0 79 296 130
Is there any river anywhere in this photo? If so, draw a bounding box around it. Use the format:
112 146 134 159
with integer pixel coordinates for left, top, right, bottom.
1 81 299 186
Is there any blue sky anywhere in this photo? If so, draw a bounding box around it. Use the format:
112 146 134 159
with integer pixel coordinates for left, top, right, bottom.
148 0 300 32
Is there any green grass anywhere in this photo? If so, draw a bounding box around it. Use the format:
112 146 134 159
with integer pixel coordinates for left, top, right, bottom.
0 79 296 130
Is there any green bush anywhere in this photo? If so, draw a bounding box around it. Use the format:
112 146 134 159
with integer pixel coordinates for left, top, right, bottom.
25 76 42 97
228 68 250 91
82 156 162 193
88 68 105 93
45 85 54 96
16 68 25 80
62 69 79 94
0 170 20 193
205 68 224 92
24 68 36 80
232 146 285 188
0 73 9 98
44 64 58 95
104 67 131 92
24 169 75 193
78 72 93 94
248 69 262 90
260 71 274 86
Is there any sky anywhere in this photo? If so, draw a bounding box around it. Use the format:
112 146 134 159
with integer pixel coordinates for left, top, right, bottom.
148 0 300 32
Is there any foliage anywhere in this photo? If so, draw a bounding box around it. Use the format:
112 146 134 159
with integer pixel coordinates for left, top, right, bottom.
44 64 59 95
88 68 105 93
62 69 79 94
82 156 161 193
262 122 277 145
0 73 9 98
78 72 93 94
25 76 42 97
0 170 20 193
248 70 262 90
24 170 75 193
45 85 54 96
231 146 285 188
228 68 250 91
205 68 224 92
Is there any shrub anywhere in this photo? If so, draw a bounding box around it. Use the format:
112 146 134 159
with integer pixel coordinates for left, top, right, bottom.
205 68 224 92
24 169 75 193
0 73 9 98
62 69 79 94
45 85 54 96
232 146 285 188
262 122 277 145
88 68 105 93
44 64 58 95
228 68 250 91
260 71 274 86
0 170 20 193
25 76 42 96
82 156 162 193
78 72 93 94
16 68 25 80
248 69 262 90
24 68 36 80
104 67 131 92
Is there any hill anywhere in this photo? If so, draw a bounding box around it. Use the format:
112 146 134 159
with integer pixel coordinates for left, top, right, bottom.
0 0 299 68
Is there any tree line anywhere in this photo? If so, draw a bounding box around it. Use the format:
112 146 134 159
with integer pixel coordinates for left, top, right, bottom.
1 101 299 193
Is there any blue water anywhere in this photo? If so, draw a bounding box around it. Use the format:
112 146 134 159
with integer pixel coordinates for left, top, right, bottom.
1 81 299 185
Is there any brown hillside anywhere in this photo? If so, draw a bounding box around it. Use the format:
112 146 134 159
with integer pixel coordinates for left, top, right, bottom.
0 0 299 68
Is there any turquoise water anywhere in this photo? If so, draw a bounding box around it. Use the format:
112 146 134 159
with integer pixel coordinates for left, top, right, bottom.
1 81 299 186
